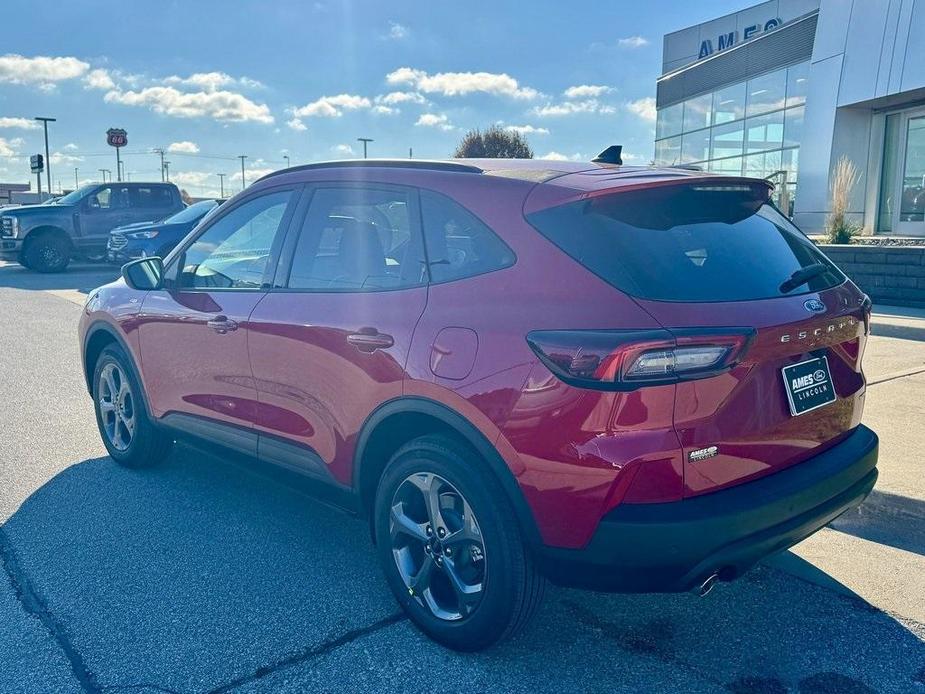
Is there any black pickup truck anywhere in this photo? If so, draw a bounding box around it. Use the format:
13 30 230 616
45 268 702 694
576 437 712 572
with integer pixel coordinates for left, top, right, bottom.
0 182 184 272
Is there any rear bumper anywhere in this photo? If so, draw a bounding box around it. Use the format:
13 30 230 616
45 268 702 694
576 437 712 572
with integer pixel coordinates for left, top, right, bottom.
537 424 878 592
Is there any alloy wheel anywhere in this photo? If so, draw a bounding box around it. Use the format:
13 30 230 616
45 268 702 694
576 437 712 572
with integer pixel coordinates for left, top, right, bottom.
98 362 136 452
390 472 486 621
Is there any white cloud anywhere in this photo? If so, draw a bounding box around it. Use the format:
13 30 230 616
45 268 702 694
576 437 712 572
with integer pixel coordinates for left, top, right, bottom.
84 68 115 90
331 144 355 156
287 117 307 131
0 54 89 88
50 151 83 166
387 67 540 99
415 113 454 130
168 140 200 154
233 167 275 183
563 84 613 99
618 36 649 48
505 124 549 135
377 91 426 105
104 86 274 124
540 151 584 161
0 117 39 130
165 72 263 91
0 137 20 157
293 93 371 118
373 105 397 115
386 21 409 40
532 99 616 117
64 142 79 150
626 96 657 122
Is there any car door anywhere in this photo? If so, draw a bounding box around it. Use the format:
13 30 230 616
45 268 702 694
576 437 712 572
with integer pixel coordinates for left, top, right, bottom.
137 186 299 451
246 183 428 484
78 185 135 252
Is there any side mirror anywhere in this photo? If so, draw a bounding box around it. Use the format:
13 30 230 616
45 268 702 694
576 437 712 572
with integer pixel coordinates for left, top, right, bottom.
122 257 164 291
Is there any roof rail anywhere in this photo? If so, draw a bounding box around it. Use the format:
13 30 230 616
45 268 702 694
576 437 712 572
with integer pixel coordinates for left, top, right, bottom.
255 159 483 184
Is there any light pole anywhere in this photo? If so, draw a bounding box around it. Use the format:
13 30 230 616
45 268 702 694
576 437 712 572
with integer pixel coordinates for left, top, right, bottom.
74 168 79 190
98 168 109 183
283 155 290 169
153 148 165 181
34 117 56 199
357 137 373 159
217 173 226 198
238 155 247 190
163 161 171 182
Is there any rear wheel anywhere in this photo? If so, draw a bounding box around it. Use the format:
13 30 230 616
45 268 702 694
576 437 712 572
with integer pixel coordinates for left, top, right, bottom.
23 232 71 272
374 435 545 650
92 344 173 467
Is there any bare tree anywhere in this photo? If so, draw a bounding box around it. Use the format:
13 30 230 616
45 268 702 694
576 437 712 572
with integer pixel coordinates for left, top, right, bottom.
453 126 533 159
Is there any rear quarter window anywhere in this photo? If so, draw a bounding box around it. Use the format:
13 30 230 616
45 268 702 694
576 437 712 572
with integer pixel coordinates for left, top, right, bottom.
526 183 844 302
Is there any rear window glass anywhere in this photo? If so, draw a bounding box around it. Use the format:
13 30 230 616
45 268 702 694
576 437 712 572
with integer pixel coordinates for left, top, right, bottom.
526 183 844 302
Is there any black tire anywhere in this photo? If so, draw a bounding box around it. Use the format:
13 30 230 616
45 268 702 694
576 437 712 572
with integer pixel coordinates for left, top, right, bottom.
23 231 71 273
92 344 173 467
374 434 545 651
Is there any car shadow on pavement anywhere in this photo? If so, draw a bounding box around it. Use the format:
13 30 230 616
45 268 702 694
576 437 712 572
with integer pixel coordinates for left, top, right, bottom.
829 489 925 556
871 321 925 343
0 262 119 294
1 445 923 693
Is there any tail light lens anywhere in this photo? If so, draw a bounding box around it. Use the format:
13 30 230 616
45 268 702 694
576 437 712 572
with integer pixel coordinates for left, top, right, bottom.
526 328 754 391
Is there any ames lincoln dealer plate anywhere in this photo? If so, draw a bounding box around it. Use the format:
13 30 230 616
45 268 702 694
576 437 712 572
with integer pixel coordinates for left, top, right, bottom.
782 356 837 416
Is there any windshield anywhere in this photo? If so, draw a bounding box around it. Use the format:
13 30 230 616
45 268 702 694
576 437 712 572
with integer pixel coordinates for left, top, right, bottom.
55 185 99 206
164 199 218 224
526 183 845 303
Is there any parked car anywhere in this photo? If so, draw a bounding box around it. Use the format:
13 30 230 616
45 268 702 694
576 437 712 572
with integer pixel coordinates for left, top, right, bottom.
78 157 878 651
0 181 184 272
107 199 224 264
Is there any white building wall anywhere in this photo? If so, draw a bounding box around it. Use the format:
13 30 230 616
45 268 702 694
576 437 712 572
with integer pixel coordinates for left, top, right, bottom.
794 0 925 233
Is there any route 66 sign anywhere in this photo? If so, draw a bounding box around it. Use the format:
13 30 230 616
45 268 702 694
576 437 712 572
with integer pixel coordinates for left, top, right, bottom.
106 128 127 148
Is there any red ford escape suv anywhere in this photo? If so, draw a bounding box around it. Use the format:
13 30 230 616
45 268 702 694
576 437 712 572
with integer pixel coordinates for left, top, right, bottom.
78 154 878 650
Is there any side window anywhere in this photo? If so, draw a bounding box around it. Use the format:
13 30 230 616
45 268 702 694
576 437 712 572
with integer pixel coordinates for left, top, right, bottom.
89 186 130 210
133 186 175 210
179 190 291 290
420 190 515 283
286 186 426 291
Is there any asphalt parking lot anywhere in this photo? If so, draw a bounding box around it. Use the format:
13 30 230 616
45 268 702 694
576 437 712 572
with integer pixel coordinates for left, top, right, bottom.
0 260 923 694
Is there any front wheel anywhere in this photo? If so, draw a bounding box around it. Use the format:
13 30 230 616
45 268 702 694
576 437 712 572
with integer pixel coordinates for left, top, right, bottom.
23 232 71 272
92 344 173 467
374 435 545 651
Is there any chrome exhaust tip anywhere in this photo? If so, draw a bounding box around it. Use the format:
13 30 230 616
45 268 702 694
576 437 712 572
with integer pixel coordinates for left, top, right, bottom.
695 573 720 598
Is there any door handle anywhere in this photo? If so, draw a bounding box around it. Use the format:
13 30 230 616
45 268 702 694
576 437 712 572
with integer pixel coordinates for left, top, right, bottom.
206 315 239 334
347 328 394 353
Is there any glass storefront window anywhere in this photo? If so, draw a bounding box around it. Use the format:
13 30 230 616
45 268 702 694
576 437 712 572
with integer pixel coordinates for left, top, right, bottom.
899 116 925 222
746 68 787 116
713 83 746 124
655 136 681 166
746 111 784 153
878 113 902 232
711 120 745 159
783 106 804 148
681 128 711 163
707 157 743 175
682 93 713 132
656 103 683 139
786 62 809 108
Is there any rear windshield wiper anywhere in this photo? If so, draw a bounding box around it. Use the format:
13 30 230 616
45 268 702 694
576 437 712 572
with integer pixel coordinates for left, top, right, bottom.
779 263 829 294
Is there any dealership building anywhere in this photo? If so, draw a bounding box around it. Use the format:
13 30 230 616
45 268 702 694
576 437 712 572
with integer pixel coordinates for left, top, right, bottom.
657 0 925 237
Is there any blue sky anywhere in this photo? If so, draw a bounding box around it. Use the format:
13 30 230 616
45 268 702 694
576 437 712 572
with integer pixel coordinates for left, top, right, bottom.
0 0 748 197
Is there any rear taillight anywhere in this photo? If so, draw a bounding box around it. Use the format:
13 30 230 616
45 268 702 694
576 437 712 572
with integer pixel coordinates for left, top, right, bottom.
526 328 754 390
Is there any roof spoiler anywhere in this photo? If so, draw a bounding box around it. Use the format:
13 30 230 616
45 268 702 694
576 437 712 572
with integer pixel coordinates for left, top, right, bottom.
591 145 623 166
